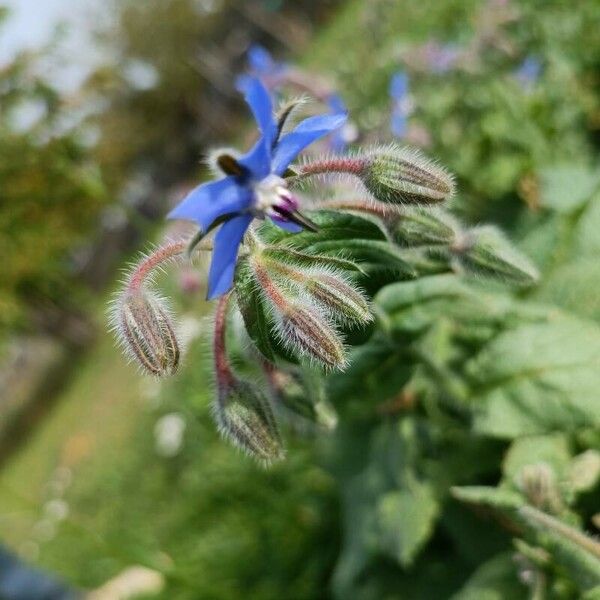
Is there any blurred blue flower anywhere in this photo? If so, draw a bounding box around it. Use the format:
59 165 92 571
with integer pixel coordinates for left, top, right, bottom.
237 44 287 91
389 72 412 138
515 56 542 88
168 77 346 299
326 94 353 154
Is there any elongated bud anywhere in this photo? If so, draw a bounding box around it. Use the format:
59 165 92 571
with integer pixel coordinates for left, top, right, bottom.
452 226 539 286
260 252 371 326
111 289 180 376
277 304 347 370
360 145 454 205
109 241 190 375
305 272 372 325
394 206 461 247
214 379 284 464
252 260 347 370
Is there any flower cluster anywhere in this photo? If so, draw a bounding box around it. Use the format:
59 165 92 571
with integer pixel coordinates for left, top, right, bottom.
111 68 537 464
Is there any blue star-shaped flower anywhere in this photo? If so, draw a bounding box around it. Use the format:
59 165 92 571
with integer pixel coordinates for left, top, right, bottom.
514 56 542 89
236 44 287 92
168 77 347 300
389 71 411 138
326 94 351 154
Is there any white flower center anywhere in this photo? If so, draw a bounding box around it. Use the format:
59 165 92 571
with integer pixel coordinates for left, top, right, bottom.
252 174 295 218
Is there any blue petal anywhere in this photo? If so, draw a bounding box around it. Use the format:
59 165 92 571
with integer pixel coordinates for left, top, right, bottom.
248 44 274 74
207 214 253 300
236 76 276 145
326 93 347 114
329 130 347 155
391 111 408 138
269 217 303 233
167 177 252 232
272 112 347 175
389 72 409 99
238 136 271 180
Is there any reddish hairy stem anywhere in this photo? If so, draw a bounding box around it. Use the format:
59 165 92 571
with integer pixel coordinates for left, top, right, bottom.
214 292 235 387
313 199 403 220
252 261 289 312
298 156 367 178
127 240 188 292
126 237 213 292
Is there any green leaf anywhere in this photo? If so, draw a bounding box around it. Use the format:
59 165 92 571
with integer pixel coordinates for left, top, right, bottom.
375 479 440 567
258 210 386 247
502 434 571 482
307 239 417 276
568 450 600 493
450 553 528 600
533 258 600 322
260 246 365 274
467 317 600 438
327 335 413 406
234 258 277 361
539 165 600 214
376 274 469 314
451 486 524 511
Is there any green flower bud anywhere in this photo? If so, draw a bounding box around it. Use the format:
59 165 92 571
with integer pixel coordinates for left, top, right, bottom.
394 206 461 247
305 271 372 326
276 303 347 370
251 259 348 370
111 289 180 377
517 463 563 514
360 145 454 205
214 378 284 464
452 226 539 286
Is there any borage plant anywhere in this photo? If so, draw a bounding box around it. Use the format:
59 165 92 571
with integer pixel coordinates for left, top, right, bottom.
110 76 537 464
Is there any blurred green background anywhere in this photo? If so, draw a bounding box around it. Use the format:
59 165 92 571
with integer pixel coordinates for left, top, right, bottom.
1 0 600 598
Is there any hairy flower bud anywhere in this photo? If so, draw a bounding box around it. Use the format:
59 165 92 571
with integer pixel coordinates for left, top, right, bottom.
394 206 461 247
517 463 563 514
251 260 347 370
360 145 454 205
276 303 347 370
111 289 180 377
305 271 372 325
452 225 539 286
259 251 371 327
214 378 284 464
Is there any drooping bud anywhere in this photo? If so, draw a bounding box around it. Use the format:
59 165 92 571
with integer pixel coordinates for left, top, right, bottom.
393 206 461 247
451 226 539 286
212 294 284 464
359 145 454 205
213 378 284 464
111 288 180 377
109 241 189 376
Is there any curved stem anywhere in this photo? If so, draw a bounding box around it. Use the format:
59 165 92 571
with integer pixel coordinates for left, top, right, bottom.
126 237 212 293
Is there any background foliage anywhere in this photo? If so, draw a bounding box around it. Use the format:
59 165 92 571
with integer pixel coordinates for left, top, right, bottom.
1 0 600 598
